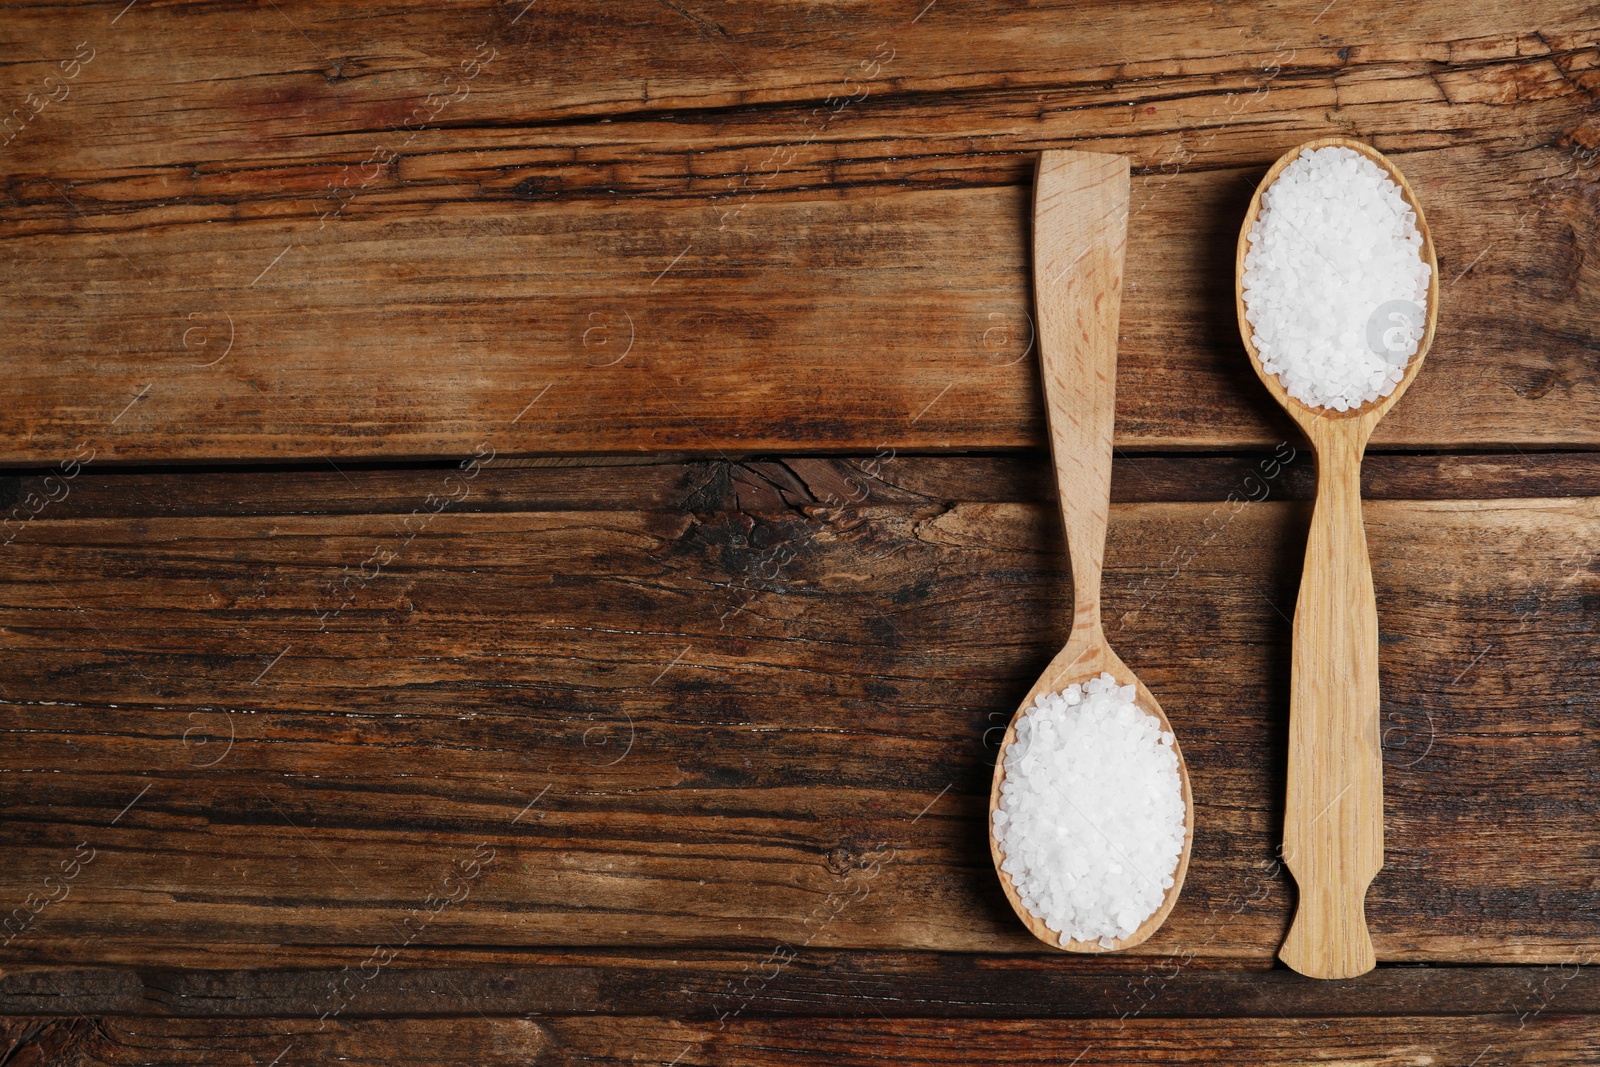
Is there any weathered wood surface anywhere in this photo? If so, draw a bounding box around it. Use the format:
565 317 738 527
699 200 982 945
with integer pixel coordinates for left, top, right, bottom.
5 0 1594 153
3 953 1597 1019
1 1012 1594 1066
3 2 1600 1060
7 451 1600 519
1 460 1595 967
1 4 1598 461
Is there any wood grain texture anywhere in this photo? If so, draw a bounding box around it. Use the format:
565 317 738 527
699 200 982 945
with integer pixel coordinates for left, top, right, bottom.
3 1 1595 170
1 1012 1595 1066
1279 424 1385 977
2 2 1596 1058
1 5 1598 461
1236 137 1441 979
0 462 1595 967
5 954 1599 1019
5 451 1599 520
1032 151 1129 640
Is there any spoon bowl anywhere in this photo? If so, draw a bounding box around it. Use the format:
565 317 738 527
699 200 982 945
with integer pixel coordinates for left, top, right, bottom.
989 638 1195 951
1236 135 1440 432
1235 136 1438 979
988 150 1194 952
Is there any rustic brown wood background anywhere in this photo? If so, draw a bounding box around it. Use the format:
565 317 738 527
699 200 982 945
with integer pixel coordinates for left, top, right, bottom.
2 0 1598 1063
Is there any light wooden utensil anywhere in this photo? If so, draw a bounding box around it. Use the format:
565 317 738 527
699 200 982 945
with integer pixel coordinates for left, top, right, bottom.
1234 136 1439 979
987 150 1195 952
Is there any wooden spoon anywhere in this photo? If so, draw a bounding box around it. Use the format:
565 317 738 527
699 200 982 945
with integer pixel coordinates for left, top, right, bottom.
987 150 1195 952
1234 136 1439 979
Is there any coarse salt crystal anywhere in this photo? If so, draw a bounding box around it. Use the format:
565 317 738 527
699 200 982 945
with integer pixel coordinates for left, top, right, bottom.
1241 145 1431 411
992 672 1186 943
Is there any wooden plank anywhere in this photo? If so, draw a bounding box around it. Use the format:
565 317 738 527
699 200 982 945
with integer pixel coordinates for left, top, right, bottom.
8 39 1595 229
4 149 1593 462
0 483 1595 965
1 7 1597 461
1 1013 1594 1065
9 31 1595 221
5 451 1599 520
2 2 1593 168
1 956 1596 1020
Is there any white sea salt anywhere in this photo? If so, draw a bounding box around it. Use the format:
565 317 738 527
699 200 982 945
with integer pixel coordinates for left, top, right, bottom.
992 672 1186 946
1241 145 1432 412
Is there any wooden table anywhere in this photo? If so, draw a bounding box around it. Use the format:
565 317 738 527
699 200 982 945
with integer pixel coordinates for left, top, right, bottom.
2 1 1598 1062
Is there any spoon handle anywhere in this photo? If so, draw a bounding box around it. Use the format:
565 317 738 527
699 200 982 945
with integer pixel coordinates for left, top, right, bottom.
1032 151 1129 641
1280 422 1384 979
